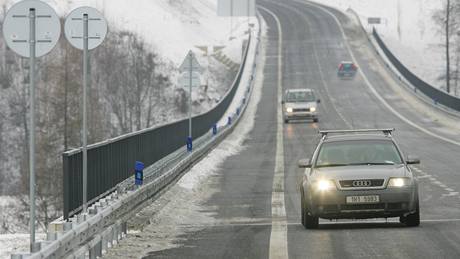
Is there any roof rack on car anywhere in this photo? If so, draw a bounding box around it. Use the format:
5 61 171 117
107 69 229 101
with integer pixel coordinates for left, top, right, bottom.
319 128 395 139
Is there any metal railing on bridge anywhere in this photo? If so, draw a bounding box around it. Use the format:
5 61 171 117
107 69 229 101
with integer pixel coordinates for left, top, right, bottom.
63 36 252 220
372 28 460 111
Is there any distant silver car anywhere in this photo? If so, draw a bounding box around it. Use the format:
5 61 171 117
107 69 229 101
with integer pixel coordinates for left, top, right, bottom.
282 88 320 123
299 129 420 229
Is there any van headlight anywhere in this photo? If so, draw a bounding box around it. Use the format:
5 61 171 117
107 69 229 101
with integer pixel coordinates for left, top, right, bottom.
286 107 293 113
310 107 316 112
315 180 336 191
388 177 411 187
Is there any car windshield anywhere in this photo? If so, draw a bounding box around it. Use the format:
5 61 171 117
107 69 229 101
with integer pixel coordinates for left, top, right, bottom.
315 140 403 168
342 63 354 71
285 91 315 102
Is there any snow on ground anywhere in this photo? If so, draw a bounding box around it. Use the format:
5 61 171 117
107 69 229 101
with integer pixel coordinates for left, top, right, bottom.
103 19 267 258
311 0 446 91
0 233 46 258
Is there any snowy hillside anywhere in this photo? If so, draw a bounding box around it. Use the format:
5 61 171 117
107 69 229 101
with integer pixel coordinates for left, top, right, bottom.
1 0 252 65
312 0 447 93
0 0 256 245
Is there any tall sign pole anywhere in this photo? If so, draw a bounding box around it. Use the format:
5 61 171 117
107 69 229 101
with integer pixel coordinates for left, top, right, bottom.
3 0 61 251
179 50 201 152
189 51 193 144
28 7 36 249
82 13 89 213
230 0 233 40
65 6 107 214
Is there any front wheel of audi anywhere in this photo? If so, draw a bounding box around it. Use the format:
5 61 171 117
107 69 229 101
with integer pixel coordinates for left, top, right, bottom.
301 194 318 229
400 198 420 227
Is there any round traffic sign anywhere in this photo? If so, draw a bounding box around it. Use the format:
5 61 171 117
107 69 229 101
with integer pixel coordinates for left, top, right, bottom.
2 0 61 58
64 7 108 50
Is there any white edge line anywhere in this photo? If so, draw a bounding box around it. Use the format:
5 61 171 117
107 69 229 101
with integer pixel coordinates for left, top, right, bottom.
258 5 289 259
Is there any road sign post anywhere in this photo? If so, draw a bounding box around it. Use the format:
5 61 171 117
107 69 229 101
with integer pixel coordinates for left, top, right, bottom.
28 7 37 252
65 7 107 214
179 50 201 152
3 0 61 251
188 51 192 150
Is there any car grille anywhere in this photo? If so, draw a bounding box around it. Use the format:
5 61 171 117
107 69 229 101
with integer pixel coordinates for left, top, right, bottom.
340 203 385 211
339 179 384 188
293 108 310 112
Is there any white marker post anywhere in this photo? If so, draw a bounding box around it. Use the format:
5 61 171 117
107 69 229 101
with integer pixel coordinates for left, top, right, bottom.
2 0 61 251
179 51 201 152
65 7 107 214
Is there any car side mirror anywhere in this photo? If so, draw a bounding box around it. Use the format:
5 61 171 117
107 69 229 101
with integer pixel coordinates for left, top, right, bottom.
406 155 420 165
317 99 321 103
298 159 311 168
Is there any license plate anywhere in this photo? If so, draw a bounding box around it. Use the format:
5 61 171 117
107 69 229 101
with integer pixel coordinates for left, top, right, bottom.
346 195 380 204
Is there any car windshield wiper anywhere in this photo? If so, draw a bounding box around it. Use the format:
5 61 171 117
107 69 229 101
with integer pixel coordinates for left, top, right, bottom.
315 162 399 168
315 163 351 168
347 162 396 166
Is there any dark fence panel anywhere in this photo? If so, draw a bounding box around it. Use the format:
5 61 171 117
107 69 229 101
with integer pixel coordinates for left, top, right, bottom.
63 37 252 219
372 28 460 111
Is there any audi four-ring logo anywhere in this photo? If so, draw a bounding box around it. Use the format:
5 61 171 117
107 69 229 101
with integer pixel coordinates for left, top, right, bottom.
352 180 372 187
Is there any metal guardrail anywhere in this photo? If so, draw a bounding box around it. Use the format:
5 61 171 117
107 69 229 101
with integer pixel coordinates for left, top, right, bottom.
63 34 252 220
372 28 460 111
12 13 263 259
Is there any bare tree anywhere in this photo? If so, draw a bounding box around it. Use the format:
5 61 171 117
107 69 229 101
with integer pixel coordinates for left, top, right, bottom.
433 0 460 93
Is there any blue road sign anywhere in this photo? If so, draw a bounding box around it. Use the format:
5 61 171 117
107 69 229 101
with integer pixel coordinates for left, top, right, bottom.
187 137 193 152
135 161 144 186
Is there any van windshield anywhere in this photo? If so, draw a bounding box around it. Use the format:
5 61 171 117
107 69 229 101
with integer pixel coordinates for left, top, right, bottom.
286 91 316 102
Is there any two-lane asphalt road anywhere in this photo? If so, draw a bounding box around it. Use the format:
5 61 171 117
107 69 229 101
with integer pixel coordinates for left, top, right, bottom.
107 1 460 258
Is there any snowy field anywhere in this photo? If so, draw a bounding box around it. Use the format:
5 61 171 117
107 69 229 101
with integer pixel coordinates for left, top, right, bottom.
311 0 446 91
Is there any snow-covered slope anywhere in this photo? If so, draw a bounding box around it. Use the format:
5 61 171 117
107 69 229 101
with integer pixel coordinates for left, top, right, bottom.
28 0 253 65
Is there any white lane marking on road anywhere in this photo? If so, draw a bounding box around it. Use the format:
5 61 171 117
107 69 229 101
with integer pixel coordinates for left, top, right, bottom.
417 174 431 179
412 166 459 197
442 192 459 197
296 0 460 148
177 218 460 227
433 180 444 186
258 6 289 259
416 175 431 179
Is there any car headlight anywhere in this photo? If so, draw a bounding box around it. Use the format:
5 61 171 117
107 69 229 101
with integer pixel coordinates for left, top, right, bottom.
310 107 316 112
286 107 293 113
388 177 411 187
315 180 336 191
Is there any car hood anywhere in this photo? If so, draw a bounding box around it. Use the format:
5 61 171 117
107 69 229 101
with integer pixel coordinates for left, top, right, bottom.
285 102 317 108
312 165 407 181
